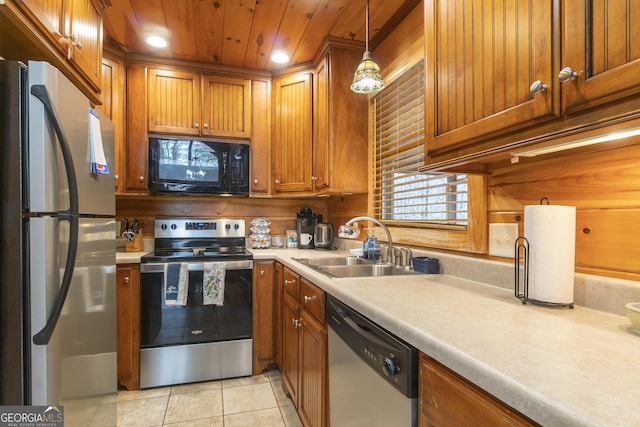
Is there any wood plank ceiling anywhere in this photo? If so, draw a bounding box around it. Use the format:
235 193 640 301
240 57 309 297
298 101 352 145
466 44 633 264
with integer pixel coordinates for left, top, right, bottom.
102 0 417 71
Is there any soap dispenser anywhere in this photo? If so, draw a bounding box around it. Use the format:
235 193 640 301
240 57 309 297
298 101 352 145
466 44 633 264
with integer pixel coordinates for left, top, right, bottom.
362 228 371 259
368 231 381 261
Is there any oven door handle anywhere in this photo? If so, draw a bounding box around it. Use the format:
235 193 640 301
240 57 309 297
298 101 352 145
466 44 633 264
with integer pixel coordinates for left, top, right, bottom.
141 260 253 273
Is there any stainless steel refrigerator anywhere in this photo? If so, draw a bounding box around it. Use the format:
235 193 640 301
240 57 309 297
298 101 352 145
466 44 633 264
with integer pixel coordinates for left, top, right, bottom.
0 61 117 425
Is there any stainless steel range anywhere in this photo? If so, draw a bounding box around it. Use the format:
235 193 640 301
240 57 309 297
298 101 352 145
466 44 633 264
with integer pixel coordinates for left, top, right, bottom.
139 218 253 389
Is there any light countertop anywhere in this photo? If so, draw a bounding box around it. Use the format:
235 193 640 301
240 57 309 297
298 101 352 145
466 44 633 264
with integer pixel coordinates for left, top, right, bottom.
252 248 640 427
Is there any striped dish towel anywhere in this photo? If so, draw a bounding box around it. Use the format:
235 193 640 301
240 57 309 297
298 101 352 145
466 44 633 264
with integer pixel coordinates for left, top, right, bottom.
203 262 225 305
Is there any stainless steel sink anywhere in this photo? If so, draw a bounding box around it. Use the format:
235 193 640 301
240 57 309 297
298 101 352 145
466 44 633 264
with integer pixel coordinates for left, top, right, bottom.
293 257 420 278
294 256 371 267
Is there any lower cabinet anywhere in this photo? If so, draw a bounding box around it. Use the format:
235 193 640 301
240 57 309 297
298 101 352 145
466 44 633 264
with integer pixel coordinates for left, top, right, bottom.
281 267 327 427
252 260 277 374
116 264 140 390
419 353 538 427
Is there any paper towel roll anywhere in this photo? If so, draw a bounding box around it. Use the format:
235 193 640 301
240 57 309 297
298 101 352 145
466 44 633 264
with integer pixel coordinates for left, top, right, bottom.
524 204 576 304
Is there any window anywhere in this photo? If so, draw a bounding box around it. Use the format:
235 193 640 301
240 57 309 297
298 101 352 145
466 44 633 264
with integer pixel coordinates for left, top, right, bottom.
372 61 468 227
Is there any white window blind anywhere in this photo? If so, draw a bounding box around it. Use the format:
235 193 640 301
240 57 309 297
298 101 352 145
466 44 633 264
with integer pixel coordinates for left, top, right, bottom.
372 61 468 226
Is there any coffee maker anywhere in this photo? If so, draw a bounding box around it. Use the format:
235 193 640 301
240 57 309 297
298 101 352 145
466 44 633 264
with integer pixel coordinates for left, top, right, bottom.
296 206 322 249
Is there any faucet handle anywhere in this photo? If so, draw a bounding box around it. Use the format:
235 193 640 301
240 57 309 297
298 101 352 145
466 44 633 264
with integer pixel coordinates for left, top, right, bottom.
399 247 413 269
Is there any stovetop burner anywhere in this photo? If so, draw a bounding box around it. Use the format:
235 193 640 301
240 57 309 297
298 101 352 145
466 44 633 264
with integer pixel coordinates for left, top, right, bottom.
141 218 253 263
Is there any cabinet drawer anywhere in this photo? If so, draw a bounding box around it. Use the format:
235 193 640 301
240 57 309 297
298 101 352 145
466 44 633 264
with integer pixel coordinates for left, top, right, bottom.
283 267 300 300
299 278 325 323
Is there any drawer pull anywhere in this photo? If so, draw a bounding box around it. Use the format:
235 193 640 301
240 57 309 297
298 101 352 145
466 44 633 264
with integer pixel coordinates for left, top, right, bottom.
303 295 316 303
284 279 296 284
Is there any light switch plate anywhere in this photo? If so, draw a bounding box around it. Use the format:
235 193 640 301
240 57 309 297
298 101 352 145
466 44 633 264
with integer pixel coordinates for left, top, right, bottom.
488 223 519 258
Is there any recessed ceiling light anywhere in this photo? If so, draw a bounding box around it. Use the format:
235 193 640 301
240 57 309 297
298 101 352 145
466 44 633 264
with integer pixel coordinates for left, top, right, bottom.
146 35 167 48
270 50 289 64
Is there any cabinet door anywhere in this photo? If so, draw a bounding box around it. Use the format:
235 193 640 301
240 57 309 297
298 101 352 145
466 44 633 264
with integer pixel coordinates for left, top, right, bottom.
282 295 300 406
99 58 124 193
15 0 65 53
148 68 201 135
313 56 330 191
250 79 271 195
298 310 327 427
424 0 557 156
272 72 313 193
419 354 538 427
66 0 103 89
252 260 276 374
274 262 283 367
125 65 148 193
202 75 251 138
116 264 140 390
562 1 640 113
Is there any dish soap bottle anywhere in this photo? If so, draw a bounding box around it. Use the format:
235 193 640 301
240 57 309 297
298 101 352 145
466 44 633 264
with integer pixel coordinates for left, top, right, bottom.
368 231 381 261
362 228 371 259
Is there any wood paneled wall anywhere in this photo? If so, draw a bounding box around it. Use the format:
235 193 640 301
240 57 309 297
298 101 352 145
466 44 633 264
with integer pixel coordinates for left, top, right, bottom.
116 196 328 239
488 139 640 281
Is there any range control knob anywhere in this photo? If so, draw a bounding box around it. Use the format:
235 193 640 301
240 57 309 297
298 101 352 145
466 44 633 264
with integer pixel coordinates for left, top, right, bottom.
171 224 177 230
383 357 399 376
225 224 231 230
234 223 240 230
161 223 167 231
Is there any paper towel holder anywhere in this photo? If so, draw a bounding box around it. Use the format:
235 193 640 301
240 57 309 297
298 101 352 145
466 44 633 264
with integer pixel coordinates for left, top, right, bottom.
514 236 574 309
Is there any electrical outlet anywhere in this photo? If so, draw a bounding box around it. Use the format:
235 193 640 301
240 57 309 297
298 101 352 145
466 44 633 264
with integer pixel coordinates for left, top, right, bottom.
488 223 519 258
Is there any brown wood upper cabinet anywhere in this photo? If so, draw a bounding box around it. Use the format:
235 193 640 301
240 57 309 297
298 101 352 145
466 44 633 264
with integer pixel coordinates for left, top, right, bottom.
272 42 368 195
2 0 105 102
561 2 640 114
313 45 368 195
272 72 314 194
423 1 640 170
148 68 251 139
424 0 556 162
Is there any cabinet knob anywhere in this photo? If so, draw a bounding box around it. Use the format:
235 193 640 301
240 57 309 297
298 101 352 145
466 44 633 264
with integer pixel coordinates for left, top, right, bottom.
138 176 145 182
558 67 578 82
114 174 119 180
274 179 280 184
260 270 265 276
529 80 548 95
203 123 209 129
194 123 200 128
253 179 259 185
311 176 317 181
123 277 129 284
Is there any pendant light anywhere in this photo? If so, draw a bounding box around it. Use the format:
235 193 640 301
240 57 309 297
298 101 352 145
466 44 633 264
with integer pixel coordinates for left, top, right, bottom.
350 0 385 94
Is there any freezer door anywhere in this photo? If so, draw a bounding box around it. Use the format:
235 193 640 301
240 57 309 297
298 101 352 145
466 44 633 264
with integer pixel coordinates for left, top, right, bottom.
30 217 116 424
28 61 115 216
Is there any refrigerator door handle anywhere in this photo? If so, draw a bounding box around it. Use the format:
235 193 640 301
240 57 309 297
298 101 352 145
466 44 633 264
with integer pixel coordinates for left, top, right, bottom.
30 84 80 346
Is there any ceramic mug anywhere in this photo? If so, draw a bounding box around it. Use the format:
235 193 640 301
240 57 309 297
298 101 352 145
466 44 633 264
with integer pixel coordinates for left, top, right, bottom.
300 233 313 245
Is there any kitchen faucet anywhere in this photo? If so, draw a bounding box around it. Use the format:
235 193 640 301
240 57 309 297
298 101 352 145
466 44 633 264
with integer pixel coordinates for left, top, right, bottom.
343 216 394 263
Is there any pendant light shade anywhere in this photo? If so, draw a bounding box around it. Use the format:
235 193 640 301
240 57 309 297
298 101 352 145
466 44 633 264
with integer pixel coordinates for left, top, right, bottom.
350 0 385 94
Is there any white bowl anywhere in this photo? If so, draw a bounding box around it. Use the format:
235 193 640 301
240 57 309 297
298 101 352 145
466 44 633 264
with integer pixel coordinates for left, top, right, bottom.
625 303 640 334
349 248 364 257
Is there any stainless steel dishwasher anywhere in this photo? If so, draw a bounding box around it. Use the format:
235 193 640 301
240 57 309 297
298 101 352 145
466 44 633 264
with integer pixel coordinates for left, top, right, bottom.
328 295 418 426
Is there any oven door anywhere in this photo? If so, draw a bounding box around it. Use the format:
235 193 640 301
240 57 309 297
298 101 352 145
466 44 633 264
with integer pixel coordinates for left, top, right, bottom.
139 260 252 348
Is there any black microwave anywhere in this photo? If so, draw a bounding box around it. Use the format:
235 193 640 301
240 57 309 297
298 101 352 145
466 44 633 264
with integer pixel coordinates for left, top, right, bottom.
148 137 250 195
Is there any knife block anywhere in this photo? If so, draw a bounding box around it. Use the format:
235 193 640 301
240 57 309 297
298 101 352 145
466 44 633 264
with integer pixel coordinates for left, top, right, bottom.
125 236 144 252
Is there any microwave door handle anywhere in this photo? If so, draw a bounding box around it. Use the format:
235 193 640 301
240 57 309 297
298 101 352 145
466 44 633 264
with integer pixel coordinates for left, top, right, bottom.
30 84 80 346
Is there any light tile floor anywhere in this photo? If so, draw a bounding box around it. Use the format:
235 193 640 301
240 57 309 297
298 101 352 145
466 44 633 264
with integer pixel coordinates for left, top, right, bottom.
117 369 303 427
